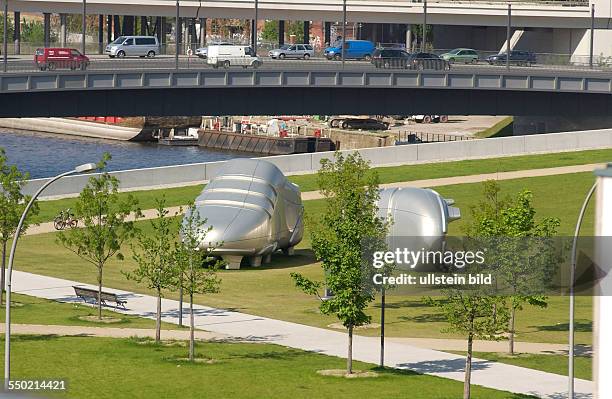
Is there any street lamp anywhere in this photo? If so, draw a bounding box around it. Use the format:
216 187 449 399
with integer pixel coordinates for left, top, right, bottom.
3 163 97 389
568 181 597 399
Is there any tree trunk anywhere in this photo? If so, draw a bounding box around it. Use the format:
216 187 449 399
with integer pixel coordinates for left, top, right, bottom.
1 240 7 306
508 305 516 355
155 288 162 343
189 292 195 362
347 324 353 374
464 332 473 399
179 285 184 327
97 266 103 320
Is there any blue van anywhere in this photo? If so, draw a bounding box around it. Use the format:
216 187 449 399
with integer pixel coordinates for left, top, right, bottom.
324 40 376 61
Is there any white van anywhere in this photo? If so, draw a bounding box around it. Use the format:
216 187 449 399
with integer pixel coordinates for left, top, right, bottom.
207 45 262 69
105 36 160 58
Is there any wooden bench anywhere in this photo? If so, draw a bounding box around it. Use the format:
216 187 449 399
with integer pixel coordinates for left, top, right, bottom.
73 286 127 309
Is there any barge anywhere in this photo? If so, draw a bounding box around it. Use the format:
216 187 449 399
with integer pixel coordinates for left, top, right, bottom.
197 129 335 155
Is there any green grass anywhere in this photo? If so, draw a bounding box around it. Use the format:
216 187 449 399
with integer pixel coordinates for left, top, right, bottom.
0 293 181 330
0 335 534 399
31 148 612 223
449 351 592 381
474 117 514 138
12 172 594 345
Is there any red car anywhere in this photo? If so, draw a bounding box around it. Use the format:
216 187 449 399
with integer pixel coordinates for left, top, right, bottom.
34 48 90 71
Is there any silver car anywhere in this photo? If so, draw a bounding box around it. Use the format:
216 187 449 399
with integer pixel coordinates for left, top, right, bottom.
105 36 160 58
269 44 314 60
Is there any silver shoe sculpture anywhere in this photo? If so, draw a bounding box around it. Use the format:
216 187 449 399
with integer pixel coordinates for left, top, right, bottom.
186 158 304 269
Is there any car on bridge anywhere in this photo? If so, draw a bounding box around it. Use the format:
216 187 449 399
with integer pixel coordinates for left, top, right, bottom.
440 48 479 64
486 50 536 66
207 45 262 69
105 36 160 58
406 52 451 70
268 44 315 60
324 40 376 61
34 48 90 71
195 42 233 59
371 48 411 68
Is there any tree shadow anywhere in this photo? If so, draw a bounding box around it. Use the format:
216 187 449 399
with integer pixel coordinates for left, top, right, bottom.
397 357 494 374
8 334 62 342
373 299 430 309
396 313 447 323
531 321 592 333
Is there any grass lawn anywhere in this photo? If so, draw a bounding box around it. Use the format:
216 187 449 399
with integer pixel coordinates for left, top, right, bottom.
30 148 612 223
12 172 594 345
450 351 592 381
0 335 534 399
0 293 181 330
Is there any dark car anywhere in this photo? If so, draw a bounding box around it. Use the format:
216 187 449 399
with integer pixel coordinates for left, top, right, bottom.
486 50 536 66
372 48 411 68
406 52 450 70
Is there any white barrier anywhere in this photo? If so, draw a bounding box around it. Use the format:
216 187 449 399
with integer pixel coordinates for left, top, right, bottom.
24 128 612 199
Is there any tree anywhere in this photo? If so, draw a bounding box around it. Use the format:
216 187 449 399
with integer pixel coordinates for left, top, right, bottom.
291 152 388 374
174 203 222 361
260 20 304 43
0 148 38 305
21 20 46 44
57 154 141 320
0 13 14 45
260 20 278 42
124 197 178 343
426 292 509 399
464 180 560 354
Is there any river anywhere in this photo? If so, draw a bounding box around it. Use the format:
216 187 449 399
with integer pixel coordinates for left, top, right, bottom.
0 129 253 179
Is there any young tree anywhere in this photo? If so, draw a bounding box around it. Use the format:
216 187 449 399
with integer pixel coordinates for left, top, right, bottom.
174 203 222 361
0 148 38 305
57 155 141 319
291 152 388 374
124 197 178 343
426 292 509 399
465 180 560 354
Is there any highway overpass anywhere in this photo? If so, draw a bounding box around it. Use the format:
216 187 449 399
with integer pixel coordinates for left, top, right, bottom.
6 0 612 69
1 66 611 117
6 0 606 28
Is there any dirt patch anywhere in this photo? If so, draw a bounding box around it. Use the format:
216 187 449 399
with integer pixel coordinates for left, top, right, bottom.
327 322 381 330
136 339 188 347
78 315 124 324
317 369 379 378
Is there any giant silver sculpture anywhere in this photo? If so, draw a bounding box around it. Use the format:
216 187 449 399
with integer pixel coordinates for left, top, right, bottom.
187 158 304 269
377 187 461 266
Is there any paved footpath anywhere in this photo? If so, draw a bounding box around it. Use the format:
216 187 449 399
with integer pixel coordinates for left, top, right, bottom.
27 163 602 236
11 270 592 399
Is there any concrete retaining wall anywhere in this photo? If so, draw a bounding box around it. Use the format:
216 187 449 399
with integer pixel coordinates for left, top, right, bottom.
24 128 612 199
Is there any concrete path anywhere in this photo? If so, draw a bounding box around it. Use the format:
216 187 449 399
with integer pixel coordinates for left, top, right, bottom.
27 163 601 236
0 323 226 341
387 337 592 357
11 270 592 398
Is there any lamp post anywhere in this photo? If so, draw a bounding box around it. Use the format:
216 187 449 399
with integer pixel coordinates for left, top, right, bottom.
568 181 597 399
3 163 97 389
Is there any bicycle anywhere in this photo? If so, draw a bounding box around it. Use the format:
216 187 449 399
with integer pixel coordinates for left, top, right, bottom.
54 209 78 230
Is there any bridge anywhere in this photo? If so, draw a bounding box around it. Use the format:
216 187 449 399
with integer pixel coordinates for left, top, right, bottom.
1 65 611 117
8 0 604 28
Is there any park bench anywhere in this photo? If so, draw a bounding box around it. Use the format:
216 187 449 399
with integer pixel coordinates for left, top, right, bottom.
73 286 127 309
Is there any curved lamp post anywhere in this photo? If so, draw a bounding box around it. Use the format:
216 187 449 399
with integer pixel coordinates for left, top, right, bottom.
4 163 97 389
